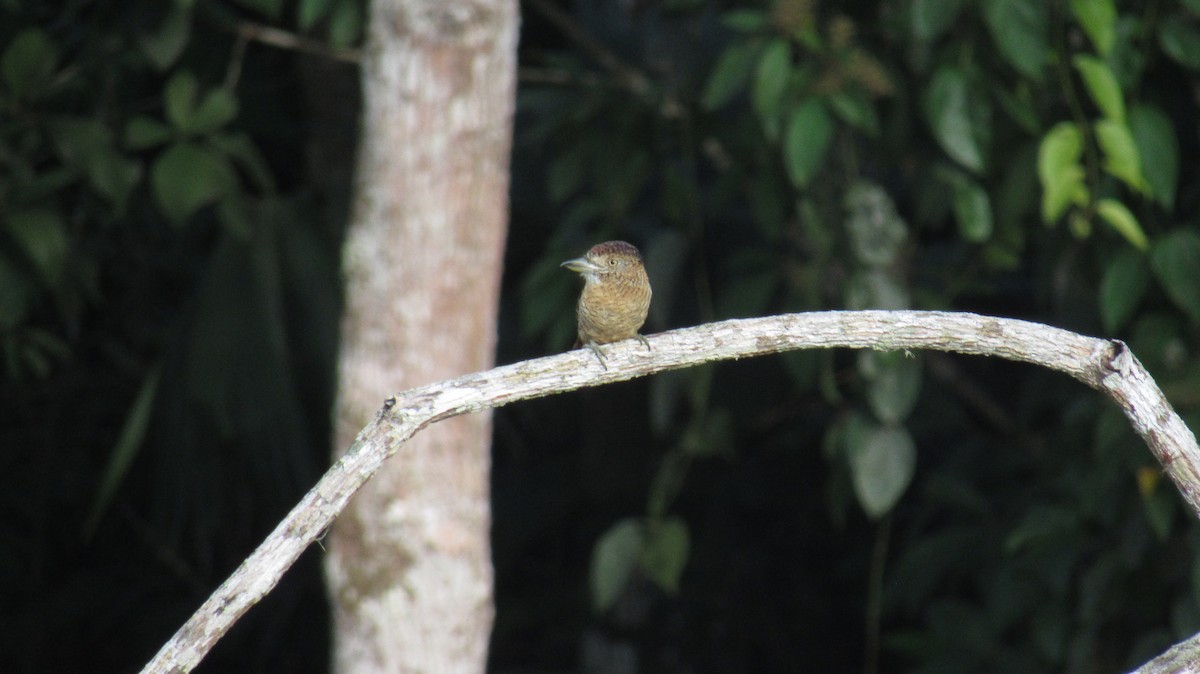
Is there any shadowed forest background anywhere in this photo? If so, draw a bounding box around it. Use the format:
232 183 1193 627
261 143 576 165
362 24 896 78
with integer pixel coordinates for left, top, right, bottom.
4 0 1200 672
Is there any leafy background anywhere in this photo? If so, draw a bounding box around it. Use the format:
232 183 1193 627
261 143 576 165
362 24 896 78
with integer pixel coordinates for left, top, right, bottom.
3 0 1200 672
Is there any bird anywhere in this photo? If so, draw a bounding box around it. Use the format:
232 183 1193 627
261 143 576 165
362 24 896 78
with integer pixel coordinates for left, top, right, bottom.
561 240 652 368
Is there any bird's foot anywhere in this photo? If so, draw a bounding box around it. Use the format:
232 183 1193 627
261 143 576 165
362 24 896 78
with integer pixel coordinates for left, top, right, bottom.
634 334 650 351
585 342 608 370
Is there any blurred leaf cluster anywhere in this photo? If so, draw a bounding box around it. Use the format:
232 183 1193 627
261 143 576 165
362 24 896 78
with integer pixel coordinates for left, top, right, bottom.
0 0 358 670
499 0 1200 670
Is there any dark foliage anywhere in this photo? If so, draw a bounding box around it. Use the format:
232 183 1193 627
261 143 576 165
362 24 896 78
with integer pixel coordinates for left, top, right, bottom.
2 0 1200 672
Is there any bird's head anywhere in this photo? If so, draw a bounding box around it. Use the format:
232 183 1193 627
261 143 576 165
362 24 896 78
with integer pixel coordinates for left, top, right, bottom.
560 241 645 282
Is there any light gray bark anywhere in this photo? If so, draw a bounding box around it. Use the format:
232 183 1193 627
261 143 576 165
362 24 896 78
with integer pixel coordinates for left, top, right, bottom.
1135 629 1200 674
138 311 1200 673
325 1 517 672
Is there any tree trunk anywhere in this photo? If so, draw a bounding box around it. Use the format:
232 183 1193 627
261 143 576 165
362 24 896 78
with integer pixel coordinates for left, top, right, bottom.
325 1 517 672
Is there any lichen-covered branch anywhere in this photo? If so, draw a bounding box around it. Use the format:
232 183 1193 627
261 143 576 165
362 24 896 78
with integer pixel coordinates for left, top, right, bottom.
1134 629 1200 674
139 310 1200 673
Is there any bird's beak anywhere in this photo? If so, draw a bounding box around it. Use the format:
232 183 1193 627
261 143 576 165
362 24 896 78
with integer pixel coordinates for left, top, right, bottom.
561 257 603 273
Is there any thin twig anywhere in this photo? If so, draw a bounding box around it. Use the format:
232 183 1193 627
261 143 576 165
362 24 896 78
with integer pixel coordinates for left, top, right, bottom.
926 352 1019 434
522 0 650 94
224 30 250 90
518 65 603 87
235 20 363 64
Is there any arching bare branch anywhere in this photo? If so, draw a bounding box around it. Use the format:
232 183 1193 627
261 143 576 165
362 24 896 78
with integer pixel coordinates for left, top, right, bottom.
139 310 1200 673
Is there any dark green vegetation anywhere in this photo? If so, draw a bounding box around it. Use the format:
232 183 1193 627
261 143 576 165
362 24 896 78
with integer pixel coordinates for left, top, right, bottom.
4 0 1200 672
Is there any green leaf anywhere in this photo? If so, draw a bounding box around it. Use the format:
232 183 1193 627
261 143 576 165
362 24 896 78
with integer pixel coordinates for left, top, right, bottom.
1100 247 1149 333
138 4 191 71
845 269 910 310
1037 122 1087 222
212 133 276 192
844 181 906 266
298 0 335 30
991 81 1040 134
7 327 69 380
50 117 142 210
646 448 689 516
1038 122 1083 177
85 149 143 211
952 177 994 243
125 116 174 150
216 194 253 237
1073 55 1125 123
827 90 880 136
163 70 199 131
847 422 917 519
782 97 833 189
640 517 689 593
860 350 923 424
1095 119 1149 193
1159 16 1200 71
1 28 58 100
753 38 791 140
1128 104 1179 208
1149 230 1200 324
1068 210 1093 239
83 367 161 537
924 66 988 173
982 0 1048 79
911 0 970 40
151 142 237 225
0 252 36 328
1095 198 1147 250
6 208 69 286
188 88 238 134
681 408 734 456
702 40 760 110
15 167 74 205
327 0 363 49
722 9 769 32
1006 505 1079 553
590 518 644 613
1070 0 1116 55
1140 472 1176 541
838 411 874 460
162 71 237 136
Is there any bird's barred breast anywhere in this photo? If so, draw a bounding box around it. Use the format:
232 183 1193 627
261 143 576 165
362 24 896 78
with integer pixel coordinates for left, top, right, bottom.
577 276 651 345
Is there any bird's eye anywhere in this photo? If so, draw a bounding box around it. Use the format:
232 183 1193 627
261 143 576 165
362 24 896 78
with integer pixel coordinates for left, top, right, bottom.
608 258 618 266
